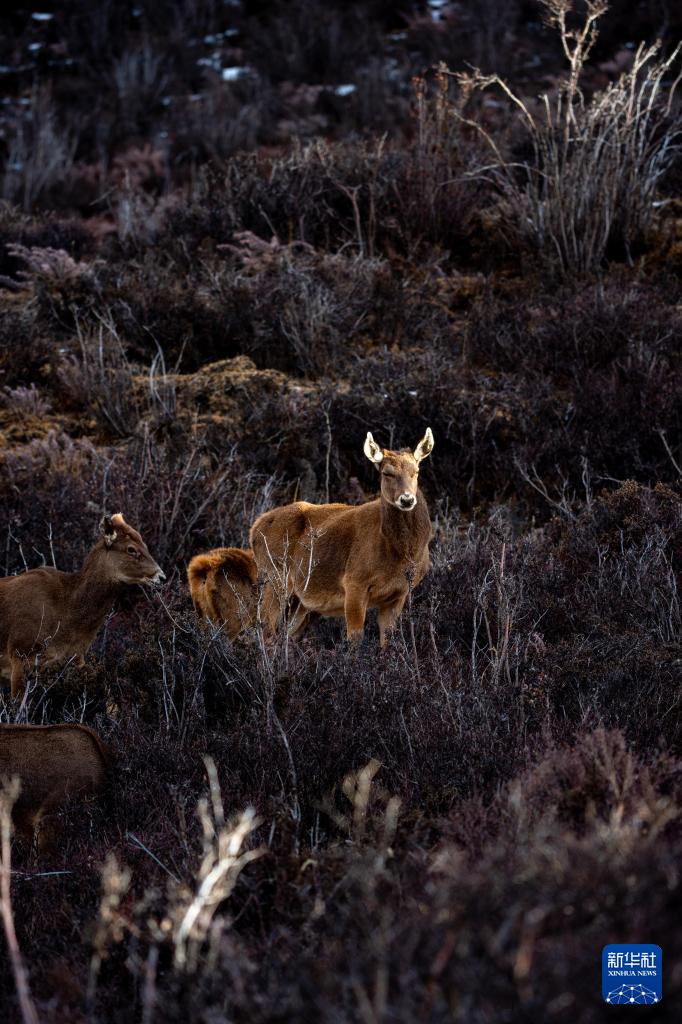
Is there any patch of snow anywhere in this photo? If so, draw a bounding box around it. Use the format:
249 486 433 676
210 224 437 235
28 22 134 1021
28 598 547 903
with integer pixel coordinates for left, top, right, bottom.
427 0 449 21
28 43 43 53
222 65 249 81
335 84 356 97
203 29 239 44
0 62 38 74
31 12 53 21
197 55 222 71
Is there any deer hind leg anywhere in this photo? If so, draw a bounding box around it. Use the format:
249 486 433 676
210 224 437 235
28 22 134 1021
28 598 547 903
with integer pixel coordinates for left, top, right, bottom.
258 581 284 637
11 807 33 849
378 597 406 648
34 809 60 857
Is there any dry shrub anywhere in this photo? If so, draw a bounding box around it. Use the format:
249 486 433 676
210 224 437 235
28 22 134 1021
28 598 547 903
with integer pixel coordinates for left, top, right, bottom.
0 305 50 391
211 240 397 376
0 384 51 419
456 0 682 276
57 314 175 438
159 133 484 269
0 88 78 213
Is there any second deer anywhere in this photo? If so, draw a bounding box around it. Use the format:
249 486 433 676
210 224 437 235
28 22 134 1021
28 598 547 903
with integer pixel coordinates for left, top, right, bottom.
0 513 165 699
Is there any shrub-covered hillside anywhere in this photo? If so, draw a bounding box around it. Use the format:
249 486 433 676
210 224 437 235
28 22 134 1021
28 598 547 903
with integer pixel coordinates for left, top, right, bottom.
0 2 681 1022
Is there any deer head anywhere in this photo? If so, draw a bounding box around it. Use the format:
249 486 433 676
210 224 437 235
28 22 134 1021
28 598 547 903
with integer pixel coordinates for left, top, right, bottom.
99 513 166 585
364 428 434 511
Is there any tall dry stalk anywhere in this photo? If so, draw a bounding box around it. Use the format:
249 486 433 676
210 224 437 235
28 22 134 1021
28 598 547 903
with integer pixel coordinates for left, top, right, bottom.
0 778 40 1024
171 757 262 972
454 0 682 276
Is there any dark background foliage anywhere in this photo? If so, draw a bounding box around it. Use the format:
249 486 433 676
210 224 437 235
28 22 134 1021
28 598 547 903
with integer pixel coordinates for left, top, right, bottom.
0 2 681 1022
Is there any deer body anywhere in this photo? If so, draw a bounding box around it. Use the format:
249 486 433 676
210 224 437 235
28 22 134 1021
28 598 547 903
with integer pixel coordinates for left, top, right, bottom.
0 514 164 699
0 723 110 849
250 429 434 645
187 546 258 639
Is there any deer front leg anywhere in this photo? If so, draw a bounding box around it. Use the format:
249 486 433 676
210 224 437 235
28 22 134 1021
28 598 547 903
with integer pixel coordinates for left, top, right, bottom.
258 581 283 637
378 596 406 648
344 585 369 642
287 600 310 637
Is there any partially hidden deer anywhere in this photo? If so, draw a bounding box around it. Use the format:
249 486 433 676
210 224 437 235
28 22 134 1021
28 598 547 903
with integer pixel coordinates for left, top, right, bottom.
187 546 258 639
0 723 110 851
249 428 434 645
0 513 165 700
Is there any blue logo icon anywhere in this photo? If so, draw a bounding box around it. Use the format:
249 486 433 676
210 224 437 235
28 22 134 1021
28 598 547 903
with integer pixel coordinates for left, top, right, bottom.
602 945 662 1005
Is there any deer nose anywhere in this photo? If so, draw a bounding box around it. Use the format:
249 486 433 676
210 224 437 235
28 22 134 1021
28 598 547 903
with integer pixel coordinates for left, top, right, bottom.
154 567 166 583
398 493 416 510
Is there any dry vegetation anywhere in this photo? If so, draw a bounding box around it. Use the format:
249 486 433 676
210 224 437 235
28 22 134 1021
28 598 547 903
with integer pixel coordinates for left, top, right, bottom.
0 1 681 1021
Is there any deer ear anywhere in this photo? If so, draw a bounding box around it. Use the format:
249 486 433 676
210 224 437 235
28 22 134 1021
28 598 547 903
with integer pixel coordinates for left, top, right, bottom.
100 516 117 546
413 427 434 463
363 431 383 464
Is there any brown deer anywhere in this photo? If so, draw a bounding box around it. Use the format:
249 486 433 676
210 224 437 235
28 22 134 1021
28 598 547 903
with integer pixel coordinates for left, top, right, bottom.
0 513 165 700
249 428 434 645
0 723 110 850
187 546 258 639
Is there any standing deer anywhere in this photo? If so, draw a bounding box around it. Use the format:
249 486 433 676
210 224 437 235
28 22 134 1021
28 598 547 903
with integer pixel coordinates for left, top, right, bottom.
248 428 434 645
0 513 165 699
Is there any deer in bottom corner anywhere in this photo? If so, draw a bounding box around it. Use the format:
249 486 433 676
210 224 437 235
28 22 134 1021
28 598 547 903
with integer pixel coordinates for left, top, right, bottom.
0 513 165 700
189 428 434 646
0 723 111 852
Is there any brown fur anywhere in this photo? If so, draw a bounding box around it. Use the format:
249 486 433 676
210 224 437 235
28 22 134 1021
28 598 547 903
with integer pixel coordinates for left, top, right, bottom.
249 429 434 646
0 513 165 700
0 723 110 848
187 547 258 639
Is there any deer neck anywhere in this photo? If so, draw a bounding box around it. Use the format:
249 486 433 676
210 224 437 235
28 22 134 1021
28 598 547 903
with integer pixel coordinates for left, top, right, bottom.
69 547 123 628
380 490 430 563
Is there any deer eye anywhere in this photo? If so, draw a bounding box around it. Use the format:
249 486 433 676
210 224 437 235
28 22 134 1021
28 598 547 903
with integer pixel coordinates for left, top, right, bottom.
127 545 137 556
